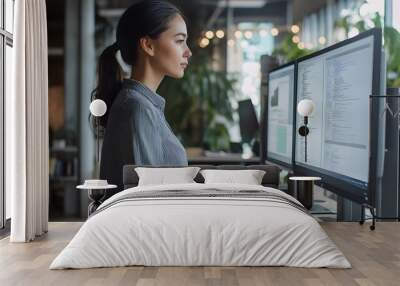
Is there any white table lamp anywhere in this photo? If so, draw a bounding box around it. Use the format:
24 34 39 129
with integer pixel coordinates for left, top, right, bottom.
90 99 107 117
89 99 107 170
76 99 111 216
297 99 315 162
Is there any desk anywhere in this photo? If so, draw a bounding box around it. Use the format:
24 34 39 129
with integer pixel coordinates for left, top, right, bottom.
188 155 260 165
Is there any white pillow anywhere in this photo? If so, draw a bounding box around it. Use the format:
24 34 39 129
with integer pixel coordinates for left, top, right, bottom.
200 169 266 185
135 167 201 186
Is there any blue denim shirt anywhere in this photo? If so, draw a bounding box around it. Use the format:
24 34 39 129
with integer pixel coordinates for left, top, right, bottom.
100 79 188 193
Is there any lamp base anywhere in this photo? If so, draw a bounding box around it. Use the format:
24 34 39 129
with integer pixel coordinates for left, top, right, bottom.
298 126 309 136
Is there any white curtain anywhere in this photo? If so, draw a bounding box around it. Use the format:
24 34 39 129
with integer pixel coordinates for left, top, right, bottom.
7 0 49 242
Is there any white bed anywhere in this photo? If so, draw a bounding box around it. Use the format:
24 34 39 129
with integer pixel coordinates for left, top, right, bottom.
50 183 351 269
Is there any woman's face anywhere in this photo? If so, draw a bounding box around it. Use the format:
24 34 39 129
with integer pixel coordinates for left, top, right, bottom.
151 14 192 78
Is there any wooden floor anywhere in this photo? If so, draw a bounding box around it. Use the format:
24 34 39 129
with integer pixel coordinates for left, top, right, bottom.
0 222 399 286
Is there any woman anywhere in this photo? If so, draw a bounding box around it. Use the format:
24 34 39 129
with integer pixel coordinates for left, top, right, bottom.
92 0 192 195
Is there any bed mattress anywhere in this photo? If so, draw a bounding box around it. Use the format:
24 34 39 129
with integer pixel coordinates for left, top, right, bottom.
50 183 350 269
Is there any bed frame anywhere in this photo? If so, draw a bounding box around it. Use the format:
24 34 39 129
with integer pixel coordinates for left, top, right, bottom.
123 164 281 189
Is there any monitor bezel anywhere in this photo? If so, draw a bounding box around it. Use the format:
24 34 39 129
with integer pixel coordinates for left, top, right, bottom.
265 61 297 169
293 28 382 205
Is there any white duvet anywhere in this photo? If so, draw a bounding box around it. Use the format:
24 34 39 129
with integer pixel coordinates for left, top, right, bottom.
50 183 351 269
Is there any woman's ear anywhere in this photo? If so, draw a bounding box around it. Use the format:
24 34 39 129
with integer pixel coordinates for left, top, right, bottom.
139 36 155 57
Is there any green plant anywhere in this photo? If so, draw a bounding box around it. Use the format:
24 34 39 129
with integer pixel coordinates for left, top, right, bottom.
204 122 231 152
272 32 314 62
274 0 400 88
335 4 400 87
384 27 400 87
158 50 238 150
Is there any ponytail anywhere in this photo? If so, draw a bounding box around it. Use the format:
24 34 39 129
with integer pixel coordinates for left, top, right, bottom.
90 42 122 130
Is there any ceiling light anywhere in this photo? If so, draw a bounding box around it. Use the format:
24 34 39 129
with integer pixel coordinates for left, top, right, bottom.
234 30 243 39
217 0 267 8
216 30 225 39
291 25 300 34
227 39 235 47
271 27 279 36
205 30 214 39
199 38 210 48
244 31 253 39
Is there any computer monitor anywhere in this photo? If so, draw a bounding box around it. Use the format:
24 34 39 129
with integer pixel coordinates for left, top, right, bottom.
238 99 259 144
294 28 382 204
265 62 295 168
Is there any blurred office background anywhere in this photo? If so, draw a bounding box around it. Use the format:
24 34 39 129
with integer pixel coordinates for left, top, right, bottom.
3 0 399 221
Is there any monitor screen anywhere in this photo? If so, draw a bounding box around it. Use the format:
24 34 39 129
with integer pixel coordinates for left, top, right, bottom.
295 34 375 188
266 64 295 166
238 99 259 144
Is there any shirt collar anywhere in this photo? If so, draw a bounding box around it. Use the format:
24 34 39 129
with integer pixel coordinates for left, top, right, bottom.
122 79 166 111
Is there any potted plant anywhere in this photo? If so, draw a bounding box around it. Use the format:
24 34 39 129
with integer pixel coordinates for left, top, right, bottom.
335 6 400 87
158 50 238 153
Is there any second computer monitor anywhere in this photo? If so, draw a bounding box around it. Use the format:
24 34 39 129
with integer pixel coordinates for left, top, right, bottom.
266 63 295 167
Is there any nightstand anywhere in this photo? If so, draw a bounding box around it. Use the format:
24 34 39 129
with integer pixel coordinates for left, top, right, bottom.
288 176 321 210
77 181 117 216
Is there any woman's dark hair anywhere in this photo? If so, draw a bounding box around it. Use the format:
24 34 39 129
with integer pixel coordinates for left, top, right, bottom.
91 0 183 129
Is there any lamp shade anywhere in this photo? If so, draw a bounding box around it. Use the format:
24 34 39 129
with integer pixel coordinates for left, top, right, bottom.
89 99 107 117
297 99 315 117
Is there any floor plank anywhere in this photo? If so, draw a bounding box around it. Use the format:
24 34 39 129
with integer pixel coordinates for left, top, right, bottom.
0 222 399 286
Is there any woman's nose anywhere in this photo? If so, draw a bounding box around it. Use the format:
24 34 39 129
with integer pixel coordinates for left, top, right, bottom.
185 46 192 58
